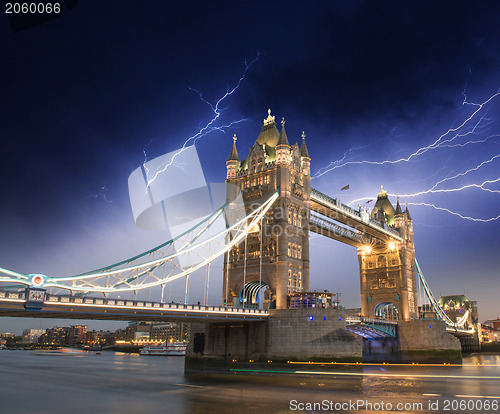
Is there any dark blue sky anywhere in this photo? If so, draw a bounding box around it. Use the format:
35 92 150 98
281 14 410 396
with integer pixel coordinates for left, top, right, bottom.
1 1 499 333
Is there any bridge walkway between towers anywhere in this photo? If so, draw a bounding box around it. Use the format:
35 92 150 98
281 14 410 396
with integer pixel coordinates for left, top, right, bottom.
345 316 398 339
309 188 402 246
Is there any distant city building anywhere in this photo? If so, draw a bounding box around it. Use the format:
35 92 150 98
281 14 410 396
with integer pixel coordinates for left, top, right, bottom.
124 321 151 341
483 318 500 331
85 330 115 347
149 322 191 343
114 328 127 342
67 325 87 345
482 318 500 342
438 294 479 329
22 329 45 344
0 332 16 339
481 324 498 342
439 294 481 352
38 327 69 346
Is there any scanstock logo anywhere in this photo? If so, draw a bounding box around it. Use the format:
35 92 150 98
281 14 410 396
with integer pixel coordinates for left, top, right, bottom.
127 145 246 267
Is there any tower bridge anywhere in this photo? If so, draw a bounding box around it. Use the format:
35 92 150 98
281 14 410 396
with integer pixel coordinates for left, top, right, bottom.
224 110 417 322
0 109 480 365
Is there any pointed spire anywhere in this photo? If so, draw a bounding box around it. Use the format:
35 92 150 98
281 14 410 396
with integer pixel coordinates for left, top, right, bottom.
277 117 290 146
395 197 403 215
227 134 239 161
300 131 310 158
263 108 275 125
405 202 412 220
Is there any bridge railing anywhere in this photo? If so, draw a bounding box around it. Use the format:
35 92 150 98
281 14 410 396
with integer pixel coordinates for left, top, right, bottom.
311 188 338 207
338 201 361 218
368 218 401 237
311 188 361 218
0 290 269 315
368 218 384 229
345 316 398 325
0 291 25 300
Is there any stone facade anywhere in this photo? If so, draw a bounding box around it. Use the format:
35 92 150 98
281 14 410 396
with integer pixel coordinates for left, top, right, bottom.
398 320 462 362
358 191 418 321
267 308 361 361
224 112 311 310
186 308 362 370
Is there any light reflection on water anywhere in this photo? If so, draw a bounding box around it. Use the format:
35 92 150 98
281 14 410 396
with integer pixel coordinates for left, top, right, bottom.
0 351 499 414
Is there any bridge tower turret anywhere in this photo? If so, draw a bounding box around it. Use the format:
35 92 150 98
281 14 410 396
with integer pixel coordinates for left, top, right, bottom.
223 110 311 310
358 190 418 321
226 134 239 179
394 201 417 320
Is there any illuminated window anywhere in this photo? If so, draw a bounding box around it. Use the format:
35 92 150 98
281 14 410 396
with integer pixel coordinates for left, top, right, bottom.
264 175 270 185
288 243 291 256
293 212 297 226
298 246 302 259
377 256 387 267
297 213 302 227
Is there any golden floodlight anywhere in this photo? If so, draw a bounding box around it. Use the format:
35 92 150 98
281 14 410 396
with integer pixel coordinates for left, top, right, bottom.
388 242 396 251
248 223 260 233
364 245 372 254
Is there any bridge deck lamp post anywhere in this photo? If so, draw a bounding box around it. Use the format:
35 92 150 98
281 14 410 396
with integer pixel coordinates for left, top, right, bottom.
243 231 248 308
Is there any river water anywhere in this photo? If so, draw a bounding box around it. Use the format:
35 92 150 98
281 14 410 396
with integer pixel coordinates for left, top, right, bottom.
0 351 499 414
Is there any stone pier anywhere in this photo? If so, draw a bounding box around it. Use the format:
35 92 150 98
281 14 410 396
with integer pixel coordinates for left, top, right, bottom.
185 308 362 374
397 320 462 363
186 310 463 374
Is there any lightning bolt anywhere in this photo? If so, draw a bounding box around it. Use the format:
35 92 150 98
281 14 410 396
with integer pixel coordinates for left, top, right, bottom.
143 53 260 187
408 202 500 222
312 91 500 179
389 177 500 197
346 153 500 204
401 154 500 196
347 156 500 207
317 87 500 224
87 185 112 204
314 145 370 178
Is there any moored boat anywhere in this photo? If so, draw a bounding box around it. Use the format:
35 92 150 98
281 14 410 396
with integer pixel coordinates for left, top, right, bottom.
140 342 187 356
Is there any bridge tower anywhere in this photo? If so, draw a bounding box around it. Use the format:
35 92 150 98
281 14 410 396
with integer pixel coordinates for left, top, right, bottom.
358 188 417 321
223 110 311 310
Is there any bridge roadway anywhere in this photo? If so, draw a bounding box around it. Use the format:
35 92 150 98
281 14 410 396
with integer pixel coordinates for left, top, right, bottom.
0 289 471 340
309 188 403 247
0 290 268 323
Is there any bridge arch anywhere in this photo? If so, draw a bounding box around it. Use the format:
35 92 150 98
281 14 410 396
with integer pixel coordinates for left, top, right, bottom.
374 302 399 321
239 281 268 308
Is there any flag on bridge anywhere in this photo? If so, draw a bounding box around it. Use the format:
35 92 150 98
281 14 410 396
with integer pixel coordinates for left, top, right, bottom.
341 184 350 190
366 199 373 204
